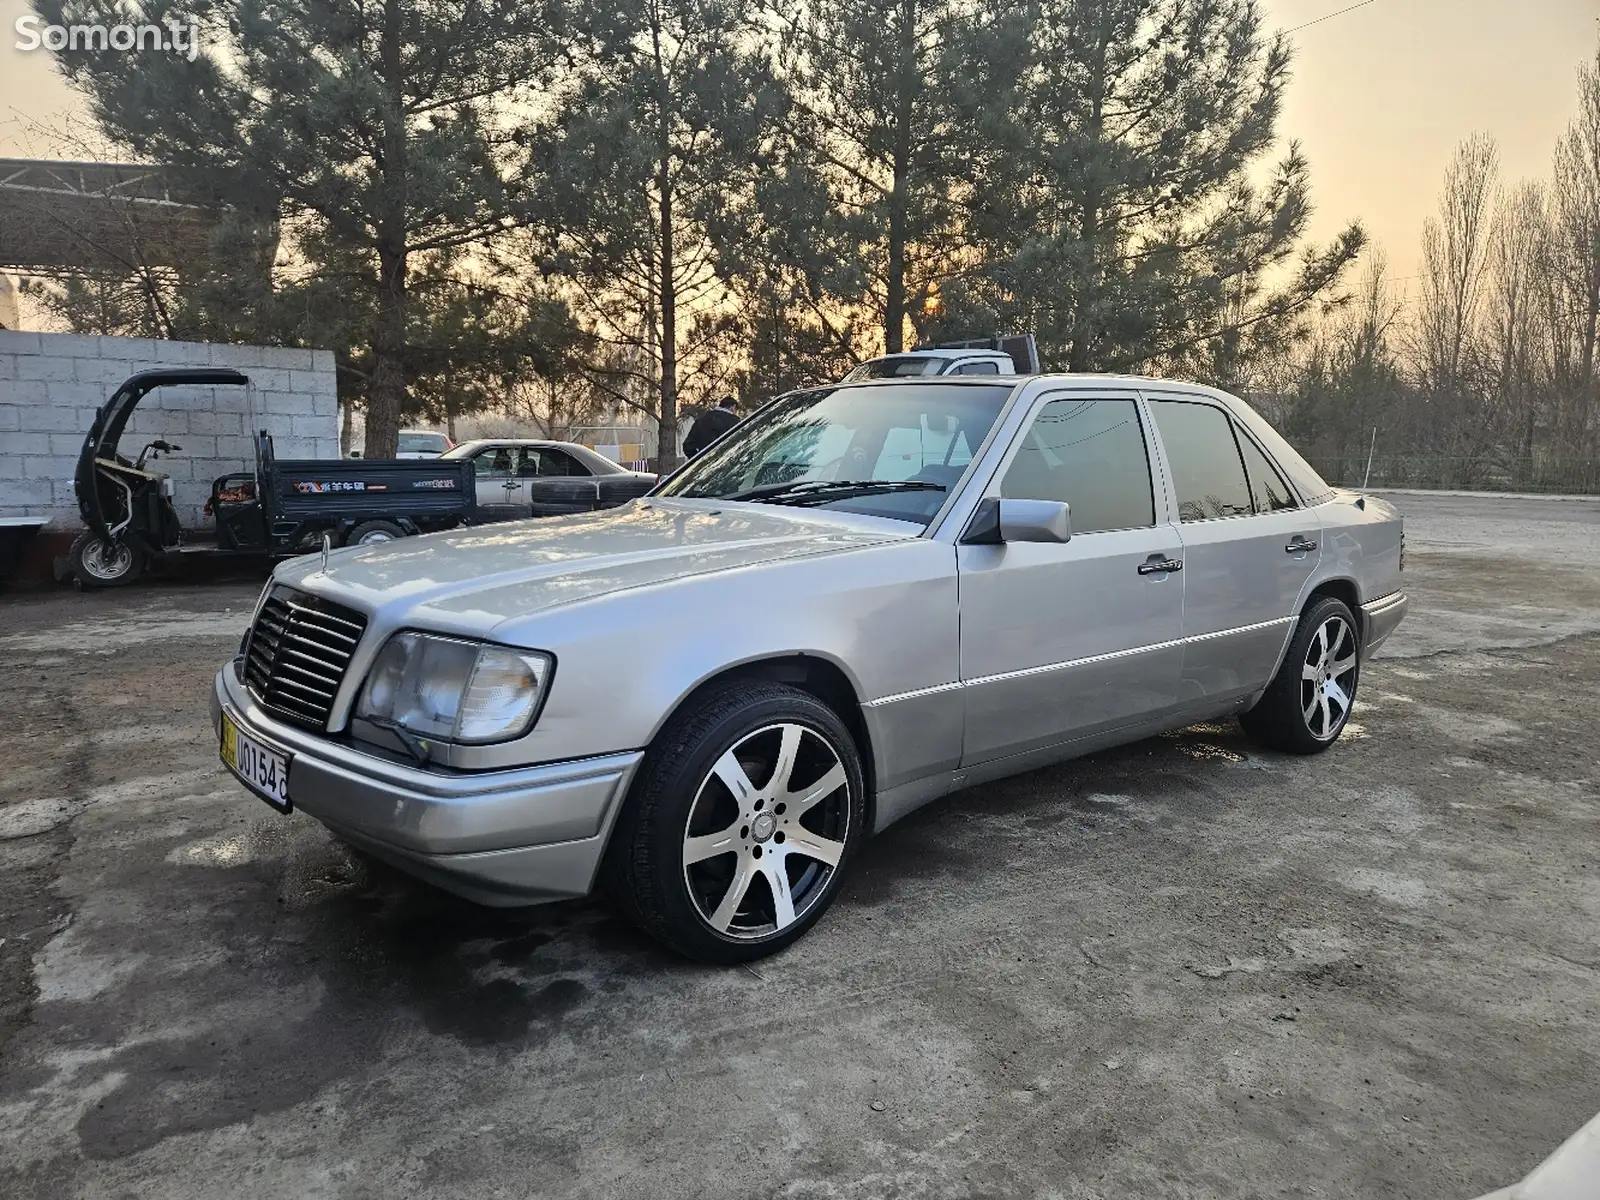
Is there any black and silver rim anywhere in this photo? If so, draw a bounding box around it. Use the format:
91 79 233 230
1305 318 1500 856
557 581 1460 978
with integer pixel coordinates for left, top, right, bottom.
1302 615 1357 740
80 538 133 582
356 529 396 545
681 722 850 940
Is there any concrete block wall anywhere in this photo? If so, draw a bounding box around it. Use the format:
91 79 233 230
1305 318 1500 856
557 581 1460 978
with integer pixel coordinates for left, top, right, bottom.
0 333 339 531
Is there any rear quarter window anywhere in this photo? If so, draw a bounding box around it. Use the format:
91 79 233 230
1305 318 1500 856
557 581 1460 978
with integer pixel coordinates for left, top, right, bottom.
1226 400 1334 505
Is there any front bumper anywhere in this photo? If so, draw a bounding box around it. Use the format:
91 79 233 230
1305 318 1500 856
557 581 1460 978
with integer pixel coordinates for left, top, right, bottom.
1361 590 1408 656
211 660 643 905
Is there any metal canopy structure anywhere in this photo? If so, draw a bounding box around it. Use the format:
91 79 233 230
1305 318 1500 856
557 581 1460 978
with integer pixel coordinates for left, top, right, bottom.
0 158 239 274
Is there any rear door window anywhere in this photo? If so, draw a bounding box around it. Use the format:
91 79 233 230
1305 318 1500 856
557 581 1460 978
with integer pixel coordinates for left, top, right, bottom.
530 448 583 477
1000 397 1154 533
1147 400 1253 522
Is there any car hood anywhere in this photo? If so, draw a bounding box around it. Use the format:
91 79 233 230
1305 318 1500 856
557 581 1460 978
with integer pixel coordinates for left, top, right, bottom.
276 499 912 631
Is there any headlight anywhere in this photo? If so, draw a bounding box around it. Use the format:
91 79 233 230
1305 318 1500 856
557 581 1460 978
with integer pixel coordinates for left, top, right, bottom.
356 632 554 745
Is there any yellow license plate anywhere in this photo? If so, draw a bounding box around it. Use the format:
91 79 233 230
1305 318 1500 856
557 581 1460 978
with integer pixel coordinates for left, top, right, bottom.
220 711 292 812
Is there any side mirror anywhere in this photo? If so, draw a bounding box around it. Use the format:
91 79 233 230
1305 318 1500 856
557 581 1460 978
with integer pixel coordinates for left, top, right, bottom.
963 497 1072 545
1000 498 1071 543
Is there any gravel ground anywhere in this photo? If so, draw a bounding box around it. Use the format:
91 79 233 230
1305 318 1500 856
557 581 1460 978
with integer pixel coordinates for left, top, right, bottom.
0 492 1596 1199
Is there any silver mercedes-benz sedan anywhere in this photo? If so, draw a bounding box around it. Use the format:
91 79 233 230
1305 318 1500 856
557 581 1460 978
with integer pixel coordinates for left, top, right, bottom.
213 375 1407 962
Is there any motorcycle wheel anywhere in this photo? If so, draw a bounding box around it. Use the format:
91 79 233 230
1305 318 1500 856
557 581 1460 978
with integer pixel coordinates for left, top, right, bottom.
69 533 145 588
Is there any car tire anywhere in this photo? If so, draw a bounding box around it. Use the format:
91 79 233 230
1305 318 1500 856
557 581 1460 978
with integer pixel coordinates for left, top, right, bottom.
604 682 866 964
344 520 406 546
1240 595 1362 754
69 532 145 587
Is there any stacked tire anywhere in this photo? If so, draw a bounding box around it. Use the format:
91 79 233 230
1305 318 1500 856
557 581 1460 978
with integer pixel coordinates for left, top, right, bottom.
527 475 656 518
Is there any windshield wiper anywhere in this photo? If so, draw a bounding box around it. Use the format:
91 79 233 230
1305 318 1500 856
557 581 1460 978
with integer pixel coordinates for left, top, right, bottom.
722 479 840 502
732 479 948 507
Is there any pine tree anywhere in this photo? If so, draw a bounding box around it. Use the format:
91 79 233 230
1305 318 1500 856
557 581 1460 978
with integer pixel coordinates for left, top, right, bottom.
968 0 1363 377
759 0 1028 354
534 0 775 470
37 0 576 457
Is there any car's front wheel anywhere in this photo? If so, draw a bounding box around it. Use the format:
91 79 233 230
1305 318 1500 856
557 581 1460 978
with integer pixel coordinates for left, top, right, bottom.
605 682 865 963
1240 595 1361 754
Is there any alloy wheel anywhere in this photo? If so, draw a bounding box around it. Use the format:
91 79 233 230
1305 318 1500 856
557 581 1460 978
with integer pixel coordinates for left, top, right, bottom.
81 538 133 582
357 531 395 545
681 722 851 940
1301 615 1357 740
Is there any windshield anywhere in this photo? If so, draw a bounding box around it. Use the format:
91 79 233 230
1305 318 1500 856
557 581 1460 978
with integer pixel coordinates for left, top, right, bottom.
399 432 450 453
842 356 948 382
657 382 1015 526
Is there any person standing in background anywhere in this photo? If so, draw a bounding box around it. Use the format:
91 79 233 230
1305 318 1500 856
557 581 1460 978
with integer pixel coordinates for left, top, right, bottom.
682 399 740 458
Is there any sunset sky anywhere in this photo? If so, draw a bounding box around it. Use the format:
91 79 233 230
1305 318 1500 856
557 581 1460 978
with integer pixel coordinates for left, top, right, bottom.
2 0 1597 283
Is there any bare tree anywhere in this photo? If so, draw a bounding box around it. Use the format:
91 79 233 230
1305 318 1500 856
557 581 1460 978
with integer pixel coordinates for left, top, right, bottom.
1550 44 1600 453
1413 134 1500 400
1486 180 1552 469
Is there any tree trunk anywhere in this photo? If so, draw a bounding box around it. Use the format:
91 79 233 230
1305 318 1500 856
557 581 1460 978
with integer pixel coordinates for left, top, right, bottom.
653 14 679 472
884 0 916 354
1068 21 1109 374
339 399 354 456
1522 393 1536 484
365 0 408 461
1578 282 1599 453
1068 204 1099 374
367 249 407 460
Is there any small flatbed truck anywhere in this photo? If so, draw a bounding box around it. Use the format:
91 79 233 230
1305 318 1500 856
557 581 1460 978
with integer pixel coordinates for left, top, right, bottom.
71 369 476 586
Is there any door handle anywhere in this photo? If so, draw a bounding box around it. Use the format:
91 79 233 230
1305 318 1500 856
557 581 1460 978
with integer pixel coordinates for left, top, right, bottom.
502 480 518 490
1138 557 1183 575
1285 536 1318 554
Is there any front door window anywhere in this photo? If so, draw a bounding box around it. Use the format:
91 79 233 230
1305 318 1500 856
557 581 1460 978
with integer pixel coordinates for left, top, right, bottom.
1000 397 1155 534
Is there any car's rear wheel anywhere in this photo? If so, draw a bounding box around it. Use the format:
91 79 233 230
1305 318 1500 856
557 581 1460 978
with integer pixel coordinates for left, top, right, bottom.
605 682 865 963
1240 595 1361 754
69 532 144 587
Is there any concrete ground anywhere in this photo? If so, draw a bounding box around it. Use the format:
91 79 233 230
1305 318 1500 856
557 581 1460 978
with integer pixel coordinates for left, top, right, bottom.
0 493 1596 1199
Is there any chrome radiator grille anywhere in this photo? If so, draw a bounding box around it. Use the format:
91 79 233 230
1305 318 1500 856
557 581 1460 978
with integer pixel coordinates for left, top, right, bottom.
243 586 368 728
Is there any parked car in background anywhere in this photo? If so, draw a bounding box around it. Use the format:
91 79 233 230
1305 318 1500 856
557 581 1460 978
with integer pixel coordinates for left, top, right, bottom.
441 438 656 520
214 375 1406 964
397 430 454 458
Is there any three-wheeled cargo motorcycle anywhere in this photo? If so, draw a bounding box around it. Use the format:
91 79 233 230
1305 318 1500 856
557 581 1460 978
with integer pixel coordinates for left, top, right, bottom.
71 369 478 587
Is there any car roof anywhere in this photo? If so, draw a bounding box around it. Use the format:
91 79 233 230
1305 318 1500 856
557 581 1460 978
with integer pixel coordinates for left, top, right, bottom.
877 348 1008 359
448 438 588 451
834 371 1208 389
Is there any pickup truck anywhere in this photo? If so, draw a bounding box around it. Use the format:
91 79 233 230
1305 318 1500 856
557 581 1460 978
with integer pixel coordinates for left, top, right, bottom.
214 373 1406 964
843 335 1041 381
